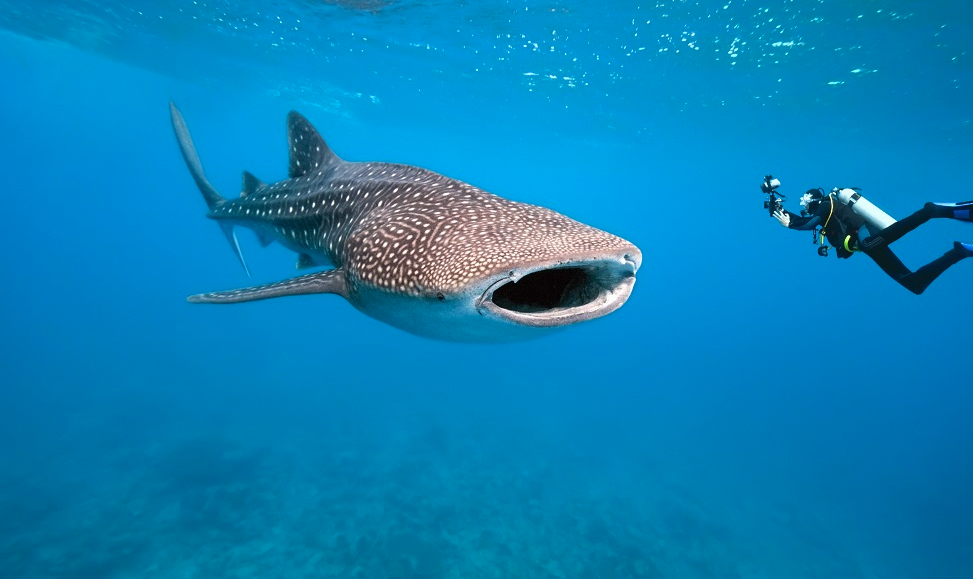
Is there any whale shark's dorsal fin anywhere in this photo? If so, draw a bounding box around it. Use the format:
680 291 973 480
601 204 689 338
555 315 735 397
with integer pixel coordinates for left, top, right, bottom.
286 111 341 179
241 171 266 197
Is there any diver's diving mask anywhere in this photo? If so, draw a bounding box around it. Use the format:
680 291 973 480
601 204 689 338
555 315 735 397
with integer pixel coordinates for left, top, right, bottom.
800 190 822 215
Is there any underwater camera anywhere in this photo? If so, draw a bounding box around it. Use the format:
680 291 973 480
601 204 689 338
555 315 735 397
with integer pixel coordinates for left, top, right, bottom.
761 175 784 216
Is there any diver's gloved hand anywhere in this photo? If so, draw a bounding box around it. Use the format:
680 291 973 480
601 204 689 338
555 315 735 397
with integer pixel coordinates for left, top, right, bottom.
773 209 790 228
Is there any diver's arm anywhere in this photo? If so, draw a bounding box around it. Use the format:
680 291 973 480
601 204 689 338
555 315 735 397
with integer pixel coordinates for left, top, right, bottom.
774 208 820 231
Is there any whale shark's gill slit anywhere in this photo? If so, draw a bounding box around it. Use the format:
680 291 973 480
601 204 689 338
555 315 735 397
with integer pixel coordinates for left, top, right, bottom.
491 267 603 313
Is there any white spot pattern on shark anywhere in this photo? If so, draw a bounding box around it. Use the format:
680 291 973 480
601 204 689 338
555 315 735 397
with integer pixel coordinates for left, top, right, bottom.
170 102 641 342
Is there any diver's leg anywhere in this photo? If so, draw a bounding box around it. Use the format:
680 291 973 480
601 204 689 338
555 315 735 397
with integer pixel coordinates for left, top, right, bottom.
863 243 969 295
863 201 973 248
903 243 971 294
863 204 935 247
862 244 912 288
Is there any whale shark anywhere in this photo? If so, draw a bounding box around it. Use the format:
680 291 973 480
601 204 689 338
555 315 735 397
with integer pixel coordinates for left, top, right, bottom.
170 103 641 341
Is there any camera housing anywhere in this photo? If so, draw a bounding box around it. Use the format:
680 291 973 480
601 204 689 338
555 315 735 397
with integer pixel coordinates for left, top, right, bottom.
761 175 781 194
764 198 782 212
761 175 784 215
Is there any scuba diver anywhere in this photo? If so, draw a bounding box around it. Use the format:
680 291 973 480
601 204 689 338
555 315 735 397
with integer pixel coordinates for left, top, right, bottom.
761 175 973 295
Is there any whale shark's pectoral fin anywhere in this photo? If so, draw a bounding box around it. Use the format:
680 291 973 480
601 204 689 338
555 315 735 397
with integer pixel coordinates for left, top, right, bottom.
187 269 348 304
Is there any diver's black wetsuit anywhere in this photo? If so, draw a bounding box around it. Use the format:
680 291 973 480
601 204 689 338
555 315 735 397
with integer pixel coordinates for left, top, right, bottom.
782 195 864 258
781 196 968 295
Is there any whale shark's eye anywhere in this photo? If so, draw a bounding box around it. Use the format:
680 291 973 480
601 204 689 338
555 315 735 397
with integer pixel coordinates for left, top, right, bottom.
491 267 599 313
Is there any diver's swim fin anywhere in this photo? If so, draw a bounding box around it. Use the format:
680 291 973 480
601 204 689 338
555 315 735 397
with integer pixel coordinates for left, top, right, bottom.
929 201 973 222
954 241 973 257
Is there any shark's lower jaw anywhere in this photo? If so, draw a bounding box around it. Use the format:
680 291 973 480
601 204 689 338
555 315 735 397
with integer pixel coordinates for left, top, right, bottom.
476 254 640 328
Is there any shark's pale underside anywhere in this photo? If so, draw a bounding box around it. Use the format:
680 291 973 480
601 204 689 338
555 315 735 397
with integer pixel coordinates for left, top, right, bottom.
170 103 641 341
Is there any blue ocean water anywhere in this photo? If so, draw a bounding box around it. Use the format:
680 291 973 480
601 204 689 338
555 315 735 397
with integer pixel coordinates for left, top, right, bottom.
1 0 972 577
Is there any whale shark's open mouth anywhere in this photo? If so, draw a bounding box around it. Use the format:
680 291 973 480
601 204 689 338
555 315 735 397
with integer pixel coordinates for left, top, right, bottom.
476 254 640 327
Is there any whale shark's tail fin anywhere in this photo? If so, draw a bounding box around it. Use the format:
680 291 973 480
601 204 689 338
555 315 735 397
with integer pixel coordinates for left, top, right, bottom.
169 102 250 277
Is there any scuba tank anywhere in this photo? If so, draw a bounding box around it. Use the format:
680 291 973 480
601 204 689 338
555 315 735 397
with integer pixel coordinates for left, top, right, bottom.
834 187 897 237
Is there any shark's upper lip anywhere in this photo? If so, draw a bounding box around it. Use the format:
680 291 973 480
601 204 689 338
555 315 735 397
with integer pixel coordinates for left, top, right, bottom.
475 251 640 328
